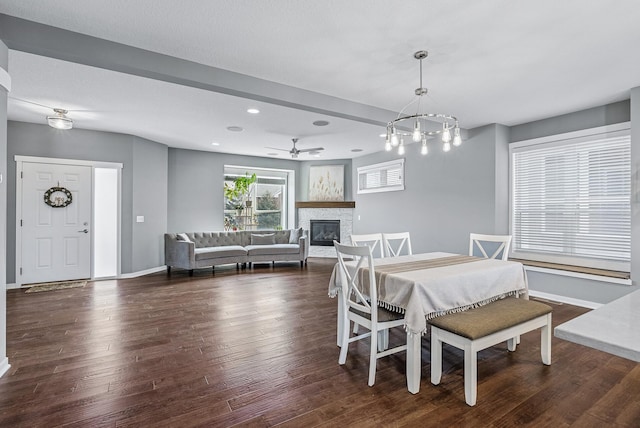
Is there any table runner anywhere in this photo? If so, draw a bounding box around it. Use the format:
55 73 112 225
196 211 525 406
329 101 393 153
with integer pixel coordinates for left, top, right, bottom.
329 252 528 335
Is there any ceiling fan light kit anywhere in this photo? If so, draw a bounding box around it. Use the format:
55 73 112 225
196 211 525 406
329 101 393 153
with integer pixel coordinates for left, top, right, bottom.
386 50 462 156
47 108 73 130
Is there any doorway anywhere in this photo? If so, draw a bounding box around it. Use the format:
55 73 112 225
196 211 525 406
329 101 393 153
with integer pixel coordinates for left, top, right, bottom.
15 156 122 286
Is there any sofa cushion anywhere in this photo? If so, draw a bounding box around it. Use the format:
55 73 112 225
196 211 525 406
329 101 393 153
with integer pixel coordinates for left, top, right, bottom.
192 232 244 248
289 227 304 244
245 244 300 256
251 233 276 245
176 233 192 242
194 245 247 261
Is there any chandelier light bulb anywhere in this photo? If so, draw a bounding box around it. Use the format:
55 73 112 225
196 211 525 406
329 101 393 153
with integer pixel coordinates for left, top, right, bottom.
441 122 452 143
453 125 462 146
421 141 428 156
390 127 399 147
398 138 405 155
443 141 451 152
385 141 392 151
412 120 422 143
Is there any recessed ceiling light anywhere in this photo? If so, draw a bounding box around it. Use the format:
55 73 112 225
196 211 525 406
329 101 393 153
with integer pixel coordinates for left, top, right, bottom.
351 149 363 152
211 142 220 146
379 133 387 138
313 120 330 127
247 108 260 114
226 126 244 132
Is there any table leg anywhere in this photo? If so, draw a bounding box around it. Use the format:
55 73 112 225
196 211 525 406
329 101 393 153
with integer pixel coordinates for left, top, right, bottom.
406 331 421 394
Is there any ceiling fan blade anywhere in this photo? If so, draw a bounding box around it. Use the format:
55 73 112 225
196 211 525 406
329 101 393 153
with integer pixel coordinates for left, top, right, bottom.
297 147 325 153
264 146 291 152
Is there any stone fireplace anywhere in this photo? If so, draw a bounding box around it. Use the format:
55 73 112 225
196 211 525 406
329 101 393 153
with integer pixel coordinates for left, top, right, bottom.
296 201 355 257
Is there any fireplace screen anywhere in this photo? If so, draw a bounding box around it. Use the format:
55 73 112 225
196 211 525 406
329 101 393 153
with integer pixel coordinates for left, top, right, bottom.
310 220 340 246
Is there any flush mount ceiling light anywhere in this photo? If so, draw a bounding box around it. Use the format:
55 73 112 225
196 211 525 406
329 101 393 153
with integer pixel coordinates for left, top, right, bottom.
47 108 73 130
385 50 462 156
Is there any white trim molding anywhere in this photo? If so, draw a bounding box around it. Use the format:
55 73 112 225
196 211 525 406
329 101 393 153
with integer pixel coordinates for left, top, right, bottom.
528 290 602 310
0 67 10 92
118 265 167 279
0 357 10 378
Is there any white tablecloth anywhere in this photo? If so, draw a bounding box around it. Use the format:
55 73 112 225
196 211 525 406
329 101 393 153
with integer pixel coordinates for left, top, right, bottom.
329 252 528 335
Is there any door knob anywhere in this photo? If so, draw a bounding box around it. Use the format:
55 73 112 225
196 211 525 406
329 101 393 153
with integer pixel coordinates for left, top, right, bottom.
78 229 89 233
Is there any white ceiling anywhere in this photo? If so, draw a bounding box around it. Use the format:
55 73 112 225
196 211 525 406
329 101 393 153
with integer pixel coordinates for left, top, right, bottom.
2 0 640 160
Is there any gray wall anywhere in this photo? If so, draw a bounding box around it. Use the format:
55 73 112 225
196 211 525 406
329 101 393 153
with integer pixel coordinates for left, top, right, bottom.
6 121 168 281
167 148 304 232
352 124 500 255
352 101 638 304
1 41 9 375
131 137 168 271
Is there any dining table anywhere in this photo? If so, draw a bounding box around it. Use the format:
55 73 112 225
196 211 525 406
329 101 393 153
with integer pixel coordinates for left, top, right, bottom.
328 251 529 394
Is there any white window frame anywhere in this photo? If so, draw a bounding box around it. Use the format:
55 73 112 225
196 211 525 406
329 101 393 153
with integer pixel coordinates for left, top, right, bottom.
357 158 405 194
509 122 631 272
224 165 295 229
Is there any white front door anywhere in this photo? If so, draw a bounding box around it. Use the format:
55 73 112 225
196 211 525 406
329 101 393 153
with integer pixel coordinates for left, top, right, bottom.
20 162 92 284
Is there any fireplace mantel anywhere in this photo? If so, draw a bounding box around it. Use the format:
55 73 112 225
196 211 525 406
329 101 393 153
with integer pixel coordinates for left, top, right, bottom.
295 201 355 209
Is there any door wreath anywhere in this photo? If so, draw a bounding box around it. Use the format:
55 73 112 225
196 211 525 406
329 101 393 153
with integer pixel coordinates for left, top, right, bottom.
44 186 73 208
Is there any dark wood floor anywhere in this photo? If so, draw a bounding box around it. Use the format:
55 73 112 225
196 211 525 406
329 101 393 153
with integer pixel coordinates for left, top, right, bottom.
1 259 639 427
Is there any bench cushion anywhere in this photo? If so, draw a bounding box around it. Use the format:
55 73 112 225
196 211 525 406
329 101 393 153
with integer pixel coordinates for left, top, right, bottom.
428 298 552 340
194 245 247 260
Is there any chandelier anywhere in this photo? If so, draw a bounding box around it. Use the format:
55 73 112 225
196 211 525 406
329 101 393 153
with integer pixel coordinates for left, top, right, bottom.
385 50 461 156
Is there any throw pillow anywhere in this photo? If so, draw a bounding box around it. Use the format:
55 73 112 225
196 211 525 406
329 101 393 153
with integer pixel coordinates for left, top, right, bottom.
289 227 304 244
251 233 276 245
176 233 192 242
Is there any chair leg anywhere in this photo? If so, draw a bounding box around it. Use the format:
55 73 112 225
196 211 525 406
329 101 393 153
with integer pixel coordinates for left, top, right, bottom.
431 328 443 385
464 343 478 406
368 327 378 386
378 329 389 351
338 320 350 364
188 269 193 276
541 314 552 365
166 266 171 274
507 337 517 351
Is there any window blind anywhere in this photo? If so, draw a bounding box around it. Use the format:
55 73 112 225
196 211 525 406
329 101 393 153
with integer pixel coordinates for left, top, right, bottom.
357 159 405 194
511 131 631 271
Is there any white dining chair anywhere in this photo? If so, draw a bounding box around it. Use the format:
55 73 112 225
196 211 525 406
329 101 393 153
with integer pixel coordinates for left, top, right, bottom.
469 233 512 261
334 241 407 386
382 232 413 257
350 233 385 258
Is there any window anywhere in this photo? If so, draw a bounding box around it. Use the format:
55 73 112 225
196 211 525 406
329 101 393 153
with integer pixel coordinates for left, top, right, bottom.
224 166 293 231
357 159 405 194
510 124 631 272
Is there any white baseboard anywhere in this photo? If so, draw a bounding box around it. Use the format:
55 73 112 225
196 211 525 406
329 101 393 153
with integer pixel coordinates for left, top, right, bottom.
118 265 167 279
0 357 10 378
6 266 166 289
528 290 602 309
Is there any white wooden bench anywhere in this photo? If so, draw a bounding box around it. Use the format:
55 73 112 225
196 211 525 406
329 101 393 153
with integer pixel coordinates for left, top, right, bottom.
429 298 552 406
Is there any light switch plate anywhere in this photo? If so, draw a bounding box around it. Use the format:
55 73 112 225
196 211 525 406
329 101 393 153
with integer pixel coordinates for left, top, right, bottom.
136 215 144 223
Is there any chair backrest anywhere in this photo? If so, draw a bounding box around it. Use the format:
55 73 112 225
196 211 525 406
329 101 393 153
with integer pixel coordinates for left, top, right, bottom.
334 241 378 319
469 233 512 261
350 233 385 258
382 232 413 257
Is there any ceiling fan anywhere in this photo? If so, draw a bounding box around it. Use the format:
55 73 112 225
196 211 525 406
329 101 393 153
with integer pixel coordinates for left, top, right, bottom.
266 138 324 158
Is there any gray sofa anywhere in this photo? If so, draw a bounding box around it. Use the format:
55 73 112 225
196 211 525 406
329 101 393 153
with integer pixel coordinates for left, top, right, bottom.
164 229 308 275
